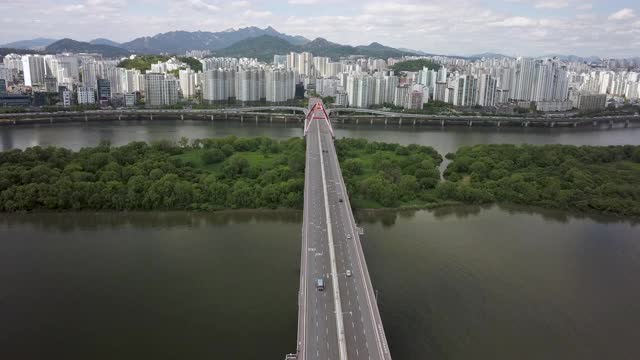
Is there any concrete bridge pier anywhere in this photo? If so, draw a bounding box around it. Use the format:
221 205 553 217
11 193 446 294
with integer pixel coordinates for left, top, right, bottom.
573 122 578 127
413 118 416 126
549 121 555 128
240 115 244 123
255 115 259 124
468 120 473 127
523 121 529 127
270 116 273 123
384 117 388 125
398 118 402 126
441 119 445 127
370 119 373 125
118 114 122 121
592 120 597 127
50 116 53 124
13 119 16 125
85 114 88 122
356 118 359 125
625 119 630 128
342 118 344 124
284 116 287 124
225 112 228 120
497 121 501 128
150 114 153 121
211 115 214 122
181 114 184 121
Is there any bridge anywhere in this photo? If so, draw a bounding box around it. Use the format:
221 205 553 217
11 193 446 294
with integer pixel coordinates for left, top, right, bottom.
328 107 640 128
287 99 391 360
2 106 638 129
0 106 308 126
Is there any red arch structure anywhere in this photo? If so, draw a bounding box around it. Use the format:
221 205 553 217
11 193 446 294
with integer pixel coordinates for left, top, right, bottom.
304 101 334 137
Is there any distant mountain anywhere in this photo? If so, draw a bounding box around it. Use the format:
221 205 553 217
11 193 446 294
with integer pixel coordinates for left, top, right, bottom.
355 42 415 59
90 38 122 47
1 38 57 50
46 38 131 58
468 52 513 60
216 35 416 61
216 35 296 60
539 54 602 64
120 26 310 54
0 48 48 57
398 48 434 56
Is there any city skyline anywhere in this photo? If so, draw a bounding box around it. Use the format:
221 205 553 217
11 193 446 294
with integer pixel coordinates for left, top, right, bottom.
1 0 639 58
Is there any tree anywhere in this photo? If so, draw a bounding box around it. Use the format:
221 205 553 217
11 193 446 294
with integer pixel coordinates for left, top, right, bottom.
202 149 226 164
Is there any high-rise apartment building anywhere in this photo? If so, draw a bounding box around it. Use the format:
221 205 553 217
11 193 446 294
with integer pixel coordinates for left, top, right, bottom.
144 73 178 106
22 55 46 87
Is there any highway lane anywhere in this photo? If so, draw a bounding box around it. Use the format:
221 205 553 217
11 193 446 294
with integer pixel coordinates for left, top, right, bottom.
298 102 391 360
299 112 340 360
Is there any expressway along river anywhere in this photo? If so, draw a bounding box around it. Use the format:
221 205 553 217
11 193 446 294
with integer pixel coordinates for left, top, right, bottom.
1 120 640 359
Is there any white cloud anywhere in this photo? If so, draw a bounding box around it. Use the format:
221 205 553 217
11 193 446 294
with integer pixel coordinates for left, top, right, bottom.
243 9 272 18
231 0 250 7
576 3 592 10
535 0 569 9
490 16 537 27
608 8 635 21
186 0 220 12
1 0 639 58
63 4 85 12
288 0 320 4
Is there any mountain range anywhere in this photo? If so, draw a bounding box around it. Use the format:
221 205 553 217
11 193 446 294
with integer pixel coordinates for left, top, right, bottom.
1 27 634 62
44 39 131 58
1 38 57 50
216 36 415 61
119 26 309 54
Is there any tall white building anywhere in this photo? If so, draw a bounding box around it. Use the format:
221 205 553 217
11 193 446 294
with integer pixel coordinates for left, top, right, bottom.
236 68 265 102
265 68 296 102
179 69 196 98
346 74 374 108
144 73 178 106
81 61 98 88
202 69 235 102
22 55 46 87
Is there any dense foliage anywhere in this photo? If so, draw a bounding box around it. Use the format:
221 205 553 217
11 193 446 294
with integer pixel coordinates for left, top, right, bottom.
117 55 170 72
444 144 640 216
390 59 441 72
0 137 305 211
336 138 443 208
3 138 640 217
177 57 203 72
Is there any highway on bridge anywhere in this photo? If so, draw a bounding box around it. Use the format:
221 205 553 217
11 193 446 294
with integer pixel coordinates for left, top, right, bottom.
295 101 391 360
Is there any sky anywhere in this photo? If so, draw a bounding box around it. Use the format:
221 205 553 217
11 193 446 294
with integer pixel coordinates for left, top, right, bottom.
1 0 639 57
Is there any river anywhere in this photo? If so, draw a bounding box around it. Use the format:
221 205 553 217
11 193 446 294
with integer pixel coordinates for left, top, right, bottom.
1 120 639 359
2 120 640 154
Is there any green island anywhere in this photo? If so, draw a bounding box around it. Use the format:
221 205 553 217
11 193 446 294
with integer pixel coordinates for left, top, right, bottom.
443 144 640 216
1 138 639 217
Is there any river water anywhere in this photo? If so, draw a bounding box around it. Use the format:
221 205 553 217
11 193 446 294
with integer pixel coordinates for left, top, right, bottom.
1 120 640 359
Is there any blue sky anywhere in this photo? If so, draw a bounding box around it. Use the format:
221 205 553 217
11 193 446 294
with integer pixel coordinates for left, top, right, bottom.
1 0 639 57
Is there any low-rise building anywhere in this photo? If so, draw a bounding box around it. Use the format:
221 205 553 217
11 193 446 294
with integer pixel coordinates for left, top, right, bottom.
577 93 606 112
77 86 96 105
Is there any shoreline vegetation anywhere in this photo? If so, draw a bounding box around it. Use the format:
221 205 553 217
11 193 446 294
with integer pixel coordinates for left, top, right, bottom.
1 137 639 217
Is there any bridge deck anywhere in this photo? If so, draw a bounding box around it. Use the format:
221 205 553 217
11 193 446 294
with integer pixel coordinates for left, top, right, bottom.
296 102 391 360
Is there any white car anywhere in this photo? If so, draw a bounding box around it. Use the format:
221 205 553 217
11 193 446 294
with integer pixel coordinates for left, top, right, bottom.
346 234 351 239
346 270 352 277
